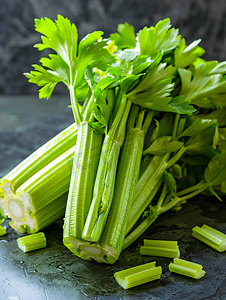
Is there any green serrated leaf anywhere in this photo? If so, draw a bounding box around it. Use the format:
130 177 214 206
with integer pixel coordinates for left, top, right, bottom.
168 96 196 115
143 136 183 155
205 152 226 186
138 18 180 56
109 22 136 49
185 124 218 158
178 60 226 108
34 15 78 65
174 38 205 68
177 118 218 138
92 88 115 130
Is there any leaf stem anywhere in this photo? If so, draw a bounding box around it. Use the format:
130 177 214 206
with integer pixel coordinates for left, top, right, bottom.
69 85 82 125
172 113 180 139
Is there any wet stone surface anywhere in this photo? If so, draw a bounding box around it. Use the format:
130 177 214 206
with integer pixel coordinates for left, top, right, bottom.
1 197 226 300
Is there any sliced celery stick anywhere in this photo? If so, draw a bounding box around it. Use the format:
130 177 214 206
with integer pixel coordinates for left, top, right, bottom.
114 261 162 289
169 258 205 279
140 239 180 258
17 232 47 252
6 146 75 233
0 225 7 236
192 224 226 252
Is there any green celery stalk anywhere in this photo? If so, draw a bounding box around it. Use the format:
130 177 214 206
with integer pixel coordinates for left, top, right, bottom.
98 107 152 263
17 232 47 252
126 154 169 234
0 123 77 193
0 123 77 219
169 258 205 279
114 261 162 289
192 224 226 252
140 239 180 258
63 122 103 252
81 97 132 242
6 146 76 233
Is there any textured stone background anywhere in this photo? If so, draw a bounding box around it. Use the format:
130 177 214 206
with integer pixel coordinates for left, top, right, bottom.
1 0 226 95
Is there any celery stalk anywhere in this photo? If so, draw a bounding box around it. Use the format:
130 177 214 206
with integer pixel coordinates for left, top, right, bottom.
114 261 162 289
81 98 131 242
17 232 47 252
98 107 150 263
6 146 75 233
169 258 205 279
0 123 77 219
63 122 102 255
1 123 77 192
126 154 169 234
192 224 226 252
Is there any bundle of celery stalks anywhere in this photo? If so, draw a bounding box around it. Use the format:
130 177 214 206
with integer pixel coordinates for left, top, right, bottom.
0 16 226 264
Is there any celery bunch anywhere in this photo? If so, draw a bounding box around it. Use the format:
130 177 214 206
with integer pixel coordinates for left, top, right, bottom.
2 16 226 264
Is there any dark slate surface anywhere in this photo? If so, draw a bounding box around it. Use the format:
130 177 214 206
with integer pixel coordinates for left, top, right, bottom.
0 96 226 300
1 0 226 95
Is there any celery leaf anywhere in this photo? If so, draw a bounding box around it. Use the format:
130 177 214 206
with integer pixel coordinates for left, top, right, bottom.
109 22 136 49
174 38 205 68
138 18 180 56
178 60 226 108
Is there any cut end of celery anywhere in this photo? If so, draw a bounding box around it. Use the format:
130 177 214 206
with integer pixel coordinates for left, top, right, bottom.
218 241 226 252
63 236 120 264
192 224 226 252
0 180 11 218
6 189 68 234
114 261 162 289
17 232 47 252
169 258 205 279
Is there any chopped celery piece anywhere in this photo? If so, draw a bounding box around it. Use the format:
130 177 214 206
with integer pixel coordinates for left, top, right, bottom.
17 232 47 252
140 239 180 258
0 225 7 236
169 258 205 279
192 224 226 252
114 261 162 289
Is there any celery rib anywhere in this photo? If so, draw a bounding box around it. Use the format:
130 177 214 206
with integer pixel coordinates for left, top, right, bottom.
63 122 102 255
17 232 47 252
114 261 162 289
0 123 77 226
169 258 205 279
6 146 75 233
1 123 77 193
100 125 145 263
192 224 226 252
82 99 131 242
140 239 180 258
126 154 169 234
